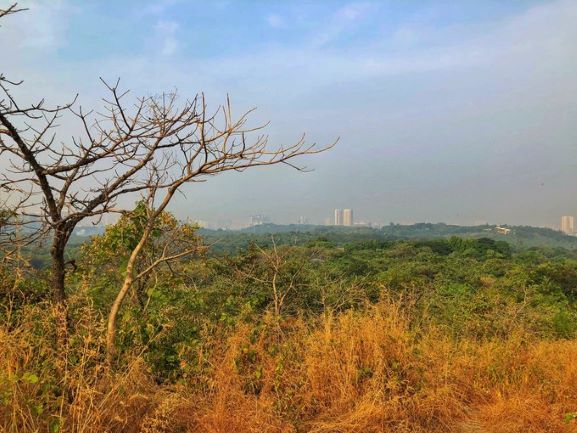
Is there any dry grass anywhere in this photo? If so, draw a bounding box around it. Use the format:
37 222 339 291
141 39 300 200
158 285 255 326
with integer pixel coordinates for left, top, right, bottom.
0 300 157 433
1 299 577 433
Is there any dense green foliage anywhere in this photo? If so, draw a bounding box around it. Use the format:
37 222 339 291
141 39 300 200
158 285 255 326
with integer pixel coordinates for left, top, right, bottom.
21 222 577 269
5 228 577 382
200 223 577 255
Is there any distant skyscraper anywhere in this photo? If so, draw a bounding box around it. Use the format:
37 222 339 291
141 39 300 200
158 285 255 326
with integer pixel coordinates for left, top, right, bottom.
561 216 574 234
249 214 269 226
343 208 353 226
334 209 343 226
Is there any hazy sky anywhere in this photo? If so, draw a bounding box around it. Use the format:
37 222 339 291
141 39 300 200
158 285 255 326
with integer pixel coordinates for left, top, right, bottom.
2 0 577 227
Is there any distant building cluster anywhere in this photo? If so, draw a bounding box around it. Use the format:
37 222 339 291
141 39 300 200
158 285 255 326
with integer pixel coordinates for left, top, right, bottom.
178 210 376 229
333 208 354 226
561 215 575 235
494 226 511 235
249 214 270 226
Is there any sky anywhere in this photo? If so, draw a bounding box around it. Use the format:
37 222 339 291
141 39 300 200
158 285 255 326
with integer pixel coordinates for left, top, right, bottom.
2 0 577 228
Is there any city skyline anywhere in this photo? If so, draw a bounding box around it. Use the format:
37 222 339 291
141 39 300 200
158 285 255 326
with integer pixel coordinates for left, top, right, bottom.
63 204 572 231
177 209 569 231
72 208 572 232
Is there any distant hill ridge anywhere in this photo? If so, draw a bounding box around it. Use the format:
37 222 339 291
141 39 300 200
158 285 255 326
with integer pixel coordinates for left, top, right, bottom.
198 222 577 250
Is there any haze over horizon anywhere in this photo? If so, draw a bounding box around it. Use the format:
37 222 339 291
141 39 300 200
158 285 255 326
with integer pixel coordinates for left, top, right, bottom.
2 0 577 228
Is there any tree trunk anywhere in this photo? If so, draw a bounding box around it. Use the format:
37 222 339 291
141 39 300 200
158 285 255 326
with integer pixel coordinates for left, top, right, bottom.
50 232 69 356
106 275 134 364
106 225 152 364
50 237 67 304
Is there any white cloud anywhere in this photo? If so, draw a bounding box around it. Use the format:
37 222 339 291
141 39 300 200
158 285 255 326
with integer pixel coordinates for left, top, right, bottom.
336 2 375 21
75 0 576 106
141 0 179 16
313 1 378 47
154 20 179 56
266 13 285 29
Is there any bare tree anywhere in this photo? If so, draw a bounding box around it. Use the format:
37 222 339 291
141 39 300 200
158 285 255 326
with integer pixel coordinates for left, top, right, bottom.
0 4 333 338
235 238 308 318
0 3 25 20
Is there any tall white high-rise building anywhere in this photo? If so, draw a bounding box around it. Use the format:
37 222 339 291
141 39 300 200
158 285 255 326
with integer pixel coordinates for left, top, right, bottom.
334 209 343 226
297 216 308 225
343 208 353 226
249 214 269 226
561 216 574 234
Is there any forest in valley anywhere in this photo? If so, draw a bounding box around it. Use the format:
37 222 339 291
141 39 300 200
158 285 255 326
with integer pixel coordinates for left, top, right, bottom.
2 213 577 432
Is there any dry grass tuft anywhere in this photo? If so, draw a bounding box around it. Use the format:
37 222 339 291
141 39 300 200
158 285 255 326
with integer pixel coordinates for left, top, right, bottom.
2 299 577 432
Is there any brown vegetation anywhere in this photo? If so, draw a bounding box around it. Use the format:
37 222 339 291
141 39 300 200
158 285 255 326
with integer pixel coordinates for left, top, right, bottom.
2 298 576 433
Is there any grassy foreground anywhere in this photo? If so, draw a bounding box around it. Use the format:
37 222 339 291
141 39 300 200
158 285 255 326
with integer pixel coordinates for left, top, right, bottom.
2 297 577 433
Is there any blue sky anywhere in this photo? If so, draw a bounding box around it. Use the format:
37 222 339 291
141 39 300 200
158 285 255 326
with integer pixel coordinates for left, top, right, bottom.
2 0 577 227
55 1 534 57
